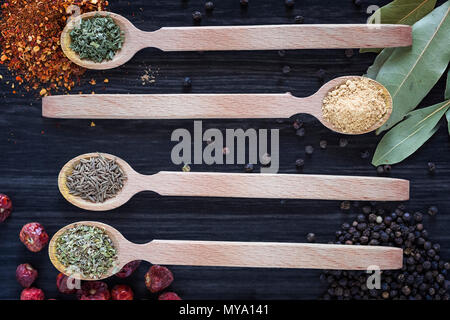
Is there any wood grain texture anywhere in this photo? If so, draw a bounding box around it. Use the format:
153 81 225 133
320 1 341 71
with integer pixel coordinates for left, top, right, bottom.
61 11 411 70
0 0 448 300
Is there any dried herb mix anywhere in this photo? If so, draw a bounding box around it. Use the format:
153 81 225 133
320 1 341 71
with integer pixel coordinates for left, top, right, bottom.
322 77 389 134
0 0 108 94
70 15 123 62
55 224 117 279
66 153 126 203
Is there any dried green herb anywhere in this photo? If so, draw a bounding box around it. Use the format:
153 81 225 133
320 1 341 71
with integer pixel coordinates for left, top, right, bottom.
70 15 123 62
66 153 126 203
361 0 437 53
446 70 450 135
375 2 450 133
372 100 450 166
55 224 118 279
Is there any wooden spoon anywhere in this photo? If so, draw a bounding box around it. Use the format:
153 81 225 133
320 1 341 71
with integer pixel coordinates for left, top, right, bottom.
43 76 392 135
59 153 409 211
49 221 403 280
60 11 412 70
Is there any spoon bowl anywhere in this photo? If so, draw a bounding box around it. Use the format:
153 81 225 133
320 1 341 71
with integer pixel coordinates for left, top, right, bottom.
60 11 412 70
49 221 403 280
58 152 409 212
61 11 139 70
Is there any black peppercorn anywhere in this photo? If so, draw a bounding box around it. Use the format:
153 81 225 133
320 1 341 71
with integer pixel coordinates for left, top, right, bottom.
427 162 436 173
316 69 326 81
295 158 304 170
340 201 351 211
306 233 316 243
192 11 202 23
319 140 327 149
339 138 348 148
376 166 385 175
183 77 192 90
428 206 438 216
345 49 354 58
360 150 370 159
205 1 215 11
240 0 249 8
282 65 291 74
413 212 423 222
244 163 254 173
285 0 295 8
296 127 306 137
294 15 304 24
305 145 314 155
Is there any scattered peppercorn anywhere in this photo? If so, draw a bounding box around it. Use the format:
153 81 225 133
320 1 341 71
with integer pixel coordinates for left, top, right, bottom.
145 265 174 293
16 264 38 288
340 201 351 211
56 273 78 294
111 284 134 300
183 77 192 91
20 287 44 300
319 140 328 149
282 65 291 74
192 11 202 23
306 233 316 243
240 0 249 8
285 0 295 8
383 165 392 174
305 145 314 155
427 162 436 173
296 128 306 137
353 0 362 7
294 15 304 24
376 166 385 175
115 260 141 278
339 138 348 148
159 292 182 300
360 150 370 159
0 193 12 223
77 281 110 300
345 49 354 58
19 222 49 252
316 69 326 81
205 1 215 11
244 163 254 173
428 206 438 216
295 158 305 170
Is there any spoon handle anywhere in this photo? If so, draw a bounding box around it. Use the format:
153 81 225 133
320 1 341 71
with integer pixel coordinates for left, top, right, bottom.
141 24 412 51
134 240 403 270
43 93 313 119
140 172 409 201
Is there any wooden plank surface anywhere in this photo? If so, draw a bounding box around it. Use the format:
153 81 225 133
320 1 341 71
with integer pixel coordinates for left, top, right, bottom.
0 0 449 300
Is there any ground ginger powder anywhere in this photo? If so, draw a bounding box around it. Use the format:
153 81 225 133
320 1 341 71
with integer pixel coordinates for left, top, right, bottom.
322 77 389 134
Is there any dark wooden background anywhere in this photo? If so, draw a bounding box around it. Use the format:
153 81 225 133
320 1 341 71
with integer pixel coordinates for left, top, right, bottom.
0 0 449 300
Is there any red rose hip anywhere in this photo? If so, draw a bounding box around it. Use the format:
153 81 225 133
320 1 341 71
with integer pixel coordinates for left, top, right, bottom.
77 281 110 300
16 263 38 288
56 273 78 294
20 287 45 300
111 284 134 300
159 292 182 300
19 222 49 252
0 194 12 223
145 265 174 293
115 260 141 278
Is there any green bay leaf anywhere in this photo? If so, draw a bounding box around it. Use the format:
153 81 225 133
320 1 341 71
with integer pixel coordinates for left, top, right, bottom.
365 48 394 79
376 2 450 134
372 100 450 166
361 0 437 53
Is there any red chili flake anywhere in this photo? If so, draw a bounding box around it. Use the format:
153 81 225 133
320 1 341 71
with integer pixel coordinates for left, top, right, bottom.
20 287 45 300
19 222 49 252
16 263 38 288
77 281 110 300
145 265 174 293
115 260 141 278
111 285 134 300
56 273 78 294
0 193 12 223
159 292 182 300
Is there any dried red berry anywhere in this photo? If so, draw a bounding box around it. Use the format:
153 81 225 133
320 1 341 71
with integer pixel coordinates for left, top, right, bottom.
111 284 134 300
16 263 38 288
145 265 174 293
19 222 49 252
159 292 182 300
0 194 12 223
20 287 45 300
56 273 78 294
115 260 141 278
77 281 110 300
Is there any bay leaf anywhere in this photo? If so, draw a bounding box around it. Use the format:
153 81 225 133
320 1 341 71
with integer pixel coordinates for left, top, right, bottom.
446 70 450 134
372 100 450 166
361 0 437 53
365 48 394 79
376 2 450 133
